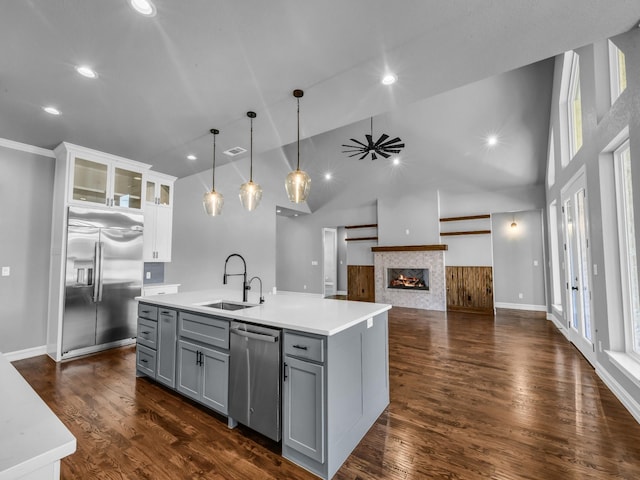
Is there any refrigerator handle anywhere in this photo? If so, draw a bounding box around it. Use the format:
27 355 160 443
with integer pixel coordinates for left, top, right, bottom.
92 242 100 303
97 241 105 302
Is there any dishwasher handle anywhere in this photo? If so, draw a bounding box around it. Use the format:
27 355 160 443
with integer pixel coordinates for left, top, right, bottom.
231 328 279 343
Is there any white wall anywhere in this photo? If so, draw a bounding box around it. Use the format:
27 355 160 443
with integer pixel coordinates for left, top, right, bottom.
0 143 54 354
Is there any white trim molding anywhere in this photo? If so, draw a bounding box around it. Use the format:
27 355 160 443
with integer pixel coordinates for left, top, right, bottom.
277 290 324 299
495 302 547 312
0 137 55 158
3 345 48 362
597 359 640 425
547 312 569 339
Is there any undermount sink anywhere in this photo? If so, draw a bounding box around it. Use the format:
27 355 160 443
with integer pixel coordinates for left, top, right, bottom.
200 301 256 311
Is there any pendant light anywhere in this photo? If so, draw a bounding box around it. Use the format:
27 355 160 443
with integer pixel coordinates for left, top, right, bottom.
239 111 262 211
285 89 311 203
203 128 224 216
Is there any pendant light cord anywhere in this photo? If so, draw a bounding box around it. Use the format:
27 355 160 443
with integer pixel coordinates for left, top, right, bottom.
297 96 301 171
212 132 216 189
249 116 254 182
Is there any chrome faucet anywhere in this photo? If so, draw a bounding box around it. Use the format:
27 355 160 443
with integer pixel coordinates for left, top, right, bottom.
248 276 265 304
223 253 248 302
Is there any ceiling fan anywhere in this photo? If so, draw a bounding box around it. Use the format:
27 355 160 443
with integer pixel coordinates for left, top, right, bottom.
342 117 405 160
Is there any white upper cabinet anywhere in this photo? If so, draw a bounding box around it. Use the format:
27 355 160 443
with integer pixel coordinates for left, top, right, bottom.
55 142 151 210
143 172 176 262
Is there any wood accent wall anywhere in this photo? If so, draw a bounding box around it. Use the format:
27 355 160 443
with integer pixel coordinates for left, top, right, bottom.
446 266 494 314
347 265 375 302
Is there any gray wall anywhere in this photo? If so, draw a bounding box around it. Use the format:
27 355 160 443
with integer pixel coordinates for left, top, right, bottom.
492 210 546 307
0 145 54 353
545 29 640 409
166 148 299 303
377 190 440 245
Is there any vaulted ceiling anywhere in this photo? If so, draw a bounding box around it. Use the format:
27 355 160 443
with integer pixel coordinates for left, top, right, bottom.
1 1 639 184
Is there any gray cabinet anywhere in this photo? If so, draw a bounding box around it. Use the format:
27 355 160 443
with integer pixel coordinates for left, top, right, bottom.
156 308 177 388
283 355 325 463
177 339 229 415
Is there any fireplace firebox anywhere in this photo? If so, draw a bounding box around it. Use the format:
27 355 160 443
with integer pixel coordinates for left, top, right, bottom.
386 268 429 291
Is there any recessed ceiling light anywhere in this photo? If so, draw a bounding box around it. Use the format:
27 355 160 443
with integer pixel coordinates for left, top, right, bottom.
393 157 400 165
129 0 156 16
324 172 332 180
43 106 61 115
486 135 498 147
381 73 397 85
76 65 97 79
187 154 197 161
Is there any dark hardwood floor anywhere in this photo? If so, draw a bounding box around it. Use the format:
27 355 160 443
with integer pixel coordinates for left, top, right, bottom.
13 308 640 479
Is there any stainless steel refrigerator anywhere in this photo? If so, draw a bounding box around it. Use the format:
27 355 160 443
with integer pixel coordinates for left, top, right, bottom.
62 206 144 358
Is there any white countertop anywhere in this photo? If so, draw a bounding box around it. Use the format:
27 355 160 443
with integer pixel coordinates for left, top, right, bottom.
0 354 76 479
136 289 391 336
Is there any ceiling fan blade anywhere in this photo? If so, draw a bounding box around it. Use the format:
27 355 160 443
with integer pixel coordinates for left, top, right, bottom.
349 138 369 148
376 150 391 159
347 152 365 158
359 151 369 160
378 137 402 147
383 149 403 154
365 134 374 147
371 152 378 160
373 134 389 147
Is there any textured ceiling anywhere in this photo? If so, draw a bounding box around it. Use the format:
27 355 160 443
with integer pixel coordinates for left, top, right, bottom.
1 1 639 180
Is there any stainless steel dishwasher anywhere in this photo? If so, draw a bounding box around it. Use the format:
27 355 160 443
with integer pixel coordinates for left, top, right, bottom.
228 321 281 441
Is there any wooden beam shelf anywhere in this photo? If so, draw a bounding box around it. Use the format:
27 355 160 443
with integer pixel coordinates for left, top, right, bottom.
440 230 491 236
371 244 448 252
439 214 490 222
344 223 378 229
345 236 379 242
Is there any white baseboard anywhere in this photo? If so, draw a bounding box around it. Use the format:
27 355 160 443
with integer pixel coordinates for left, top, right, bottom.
495 302 547 312
547 312 569 339
277 290 324 298
3 345 48 362
337 290 347 295
596 362 640 425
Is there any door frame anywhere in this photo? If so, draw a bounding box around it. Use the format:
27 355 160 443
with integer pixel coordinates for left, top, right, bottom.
322 227 338 297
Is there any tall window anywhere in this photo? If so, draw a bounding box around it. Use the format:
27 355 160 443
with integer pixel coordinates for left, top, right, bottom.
614 140 640 357
609 40 627 104
547 130 555 187
568 53 583 158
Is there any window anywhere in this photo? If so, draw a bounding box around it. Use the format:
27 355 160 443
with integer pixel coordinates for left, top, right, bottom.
609 40 627 104
567 53 583 158
614 140 640 358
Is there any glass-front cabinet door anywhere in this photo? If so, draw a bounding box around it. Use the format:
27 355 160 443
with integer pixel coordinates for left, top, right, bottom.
113 167 142 209
72 157 109 205
144 175 173 207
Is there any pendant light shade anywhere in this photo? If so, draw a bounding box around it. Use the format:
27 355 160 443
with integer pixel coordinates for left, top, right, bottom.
203 128 224 216
239 111 262 211
285 89 311 203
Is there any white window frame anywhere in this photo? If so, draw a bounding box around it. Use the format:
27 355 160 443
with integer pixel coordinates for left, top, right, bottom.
567 53 582 159
547 129 555 187
614 139 640 362
609 40 627 105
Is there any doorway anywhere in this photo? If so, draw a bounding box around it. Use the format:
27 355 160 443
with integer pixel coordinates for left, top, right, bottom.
562 170 596 365
323 228 337 297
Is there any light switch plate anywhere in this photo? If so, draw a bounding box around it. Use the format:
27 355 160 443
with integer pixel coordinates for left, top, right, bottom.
145 271 151 279
1 266 9 277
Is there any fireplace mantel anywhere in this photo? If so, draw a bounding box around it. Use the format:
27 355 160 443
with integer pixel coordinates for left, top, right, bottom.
371 244 448 252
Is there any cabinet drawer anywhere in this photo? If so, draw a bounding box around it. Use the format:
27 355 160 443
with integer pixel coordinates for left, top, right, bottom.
137 344 157 378
158 307 177 322
284 332 325 363
179 312 229 350
137 318 158 349
138 303 158 321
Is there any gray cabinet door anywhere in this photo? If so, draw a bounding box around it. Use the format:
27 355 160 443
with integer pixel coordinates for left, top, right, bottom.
176 340 201 400
283 356 325 463
156 309 177 388
201 346 229 415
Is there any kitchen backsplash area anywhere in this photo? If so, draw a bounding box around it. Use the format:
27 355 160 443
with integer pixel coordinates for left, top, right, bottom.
144 262 165 284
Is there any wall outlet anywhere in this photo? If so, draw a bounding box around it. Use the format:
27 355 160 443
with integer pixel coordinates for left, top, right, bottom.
593 264 598 275
145 271 151 279
303 285 307 290
533 260 539 266
598 340 603 352
1 266 10 277
405 229 410 235
518 293 524 299
311 260 318 266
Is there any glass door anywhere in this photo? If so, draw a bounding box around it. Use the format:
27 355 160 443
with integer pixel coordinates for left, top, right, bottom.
72 157 108 205
562 171 595 365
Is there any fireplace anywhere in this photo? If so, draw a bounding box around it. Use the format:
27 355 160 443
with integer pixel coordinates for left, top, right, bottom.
386 268 429 291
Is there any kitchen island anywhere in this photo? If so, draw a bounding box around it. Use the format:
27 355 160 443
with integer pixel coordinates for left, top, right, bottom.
135 290 391 480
